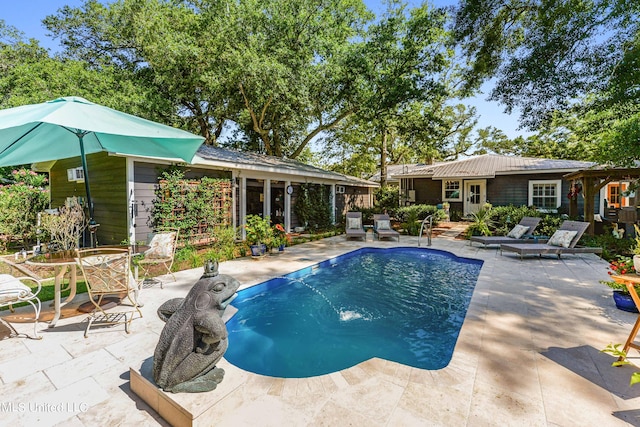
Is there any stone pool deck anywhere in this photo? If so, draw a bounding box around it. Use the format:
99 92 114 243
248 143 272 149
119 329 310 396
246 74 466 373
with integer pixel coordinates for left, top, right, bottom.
1 226 640 426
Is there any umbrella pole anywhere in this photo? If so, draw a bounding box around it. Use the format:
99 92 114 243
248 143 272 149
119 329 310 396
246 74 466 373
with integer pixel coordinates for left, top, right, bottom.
78 134 98 247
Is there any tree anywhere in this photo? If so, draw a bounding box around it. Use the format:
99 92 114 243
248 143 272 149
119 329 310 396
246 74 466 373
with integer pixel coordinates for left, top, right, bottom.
353 1 453 185
44 0 373 156
452 0 640 139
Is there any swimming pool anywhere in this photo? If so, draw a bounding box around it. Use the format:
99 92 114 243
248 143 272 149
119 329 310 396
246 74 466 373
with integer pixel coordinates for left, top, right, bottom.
225 247 483 378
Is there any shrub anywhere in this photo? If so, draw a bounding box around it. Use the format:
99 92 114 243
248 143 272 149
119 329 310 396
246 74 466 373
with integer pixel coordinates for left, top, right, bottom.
294 183 332 230
395 204 447 236
0 168 49 250
374 186 399 213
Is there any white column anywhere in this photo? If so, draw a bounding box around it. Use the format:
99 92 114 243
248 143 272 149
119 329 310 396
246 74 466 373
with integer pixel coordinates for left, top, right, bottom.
330 183 336 224
126 158 136 244
240 176 247 240
264 179 271 220
231 173 237 232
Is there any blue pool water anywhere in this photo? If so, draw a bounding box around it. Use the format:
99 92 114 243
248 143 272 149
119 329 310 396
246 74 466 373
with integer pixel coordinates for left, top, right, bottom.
225 247 483 378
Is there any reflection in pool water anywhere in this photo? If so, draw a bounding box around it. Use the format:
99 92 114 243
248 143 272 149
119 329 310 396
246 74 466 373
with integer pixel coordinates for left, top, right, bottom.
225 247 483 378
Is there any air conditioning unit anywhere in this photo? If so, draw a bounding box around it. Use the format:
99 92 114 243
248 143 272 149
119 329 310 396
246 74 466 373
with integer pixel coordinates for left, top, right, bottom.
407 190 416 202
335 185 345 194
67 167 85 182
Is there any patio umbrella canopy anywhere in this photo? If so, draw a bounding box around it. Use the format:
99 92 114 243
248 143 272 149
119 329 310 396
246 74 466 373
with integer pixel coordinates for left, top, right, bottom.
0 97 205 233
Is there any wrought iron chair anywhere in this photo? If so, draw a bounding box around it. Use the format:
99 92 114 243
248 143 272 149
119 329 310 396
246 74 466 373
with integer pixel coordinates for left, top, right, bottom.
76 247 142 338
0 274 42 339
137 228 179 288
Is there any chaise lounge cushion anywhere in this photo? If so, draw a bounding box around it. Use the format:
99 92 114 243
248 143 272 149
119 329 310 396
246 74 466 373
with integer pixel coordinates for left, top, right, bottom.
507 224 530 239
547 230 578 248
0 274 32 304
347 217 362 229
376 219 391 230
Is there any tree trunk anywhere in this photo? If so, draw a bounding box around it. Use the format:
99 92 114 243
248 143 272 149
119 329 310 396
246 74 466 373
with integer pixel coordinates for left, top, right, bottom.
380 128 387 187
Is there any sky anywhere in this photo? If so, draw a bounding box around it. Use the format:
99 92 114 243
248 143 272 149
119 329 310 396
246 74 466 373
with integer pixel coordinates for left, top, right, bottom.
1 0 530 140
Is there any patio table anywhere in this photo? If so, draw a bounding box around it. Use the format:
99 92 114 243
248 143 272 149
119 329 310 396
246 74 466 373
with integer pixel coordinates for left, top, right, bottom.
25 245 150 327
26 252 78 328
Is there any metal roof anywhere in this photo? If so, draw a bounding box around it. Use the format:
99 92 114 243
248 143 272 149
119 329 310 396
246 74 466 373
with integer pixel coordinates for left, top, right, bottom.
195 145 377 186
392 154 596 179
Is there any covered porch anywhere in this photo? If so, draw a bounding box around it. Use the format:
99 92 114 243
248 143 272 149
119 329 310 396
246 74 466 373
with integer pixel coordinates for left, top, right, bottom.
564 167 640 235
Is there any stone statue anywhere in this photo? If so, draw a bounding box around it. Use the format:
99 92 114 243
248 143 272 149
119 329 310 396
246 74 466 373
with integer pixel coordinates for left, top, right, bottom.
152 260 240 393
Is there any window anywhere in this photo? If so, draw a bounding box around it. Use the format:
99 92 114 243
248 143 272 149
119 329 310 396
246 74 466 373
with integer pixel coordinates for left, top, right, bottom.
443 180 461 201
528 180 561 211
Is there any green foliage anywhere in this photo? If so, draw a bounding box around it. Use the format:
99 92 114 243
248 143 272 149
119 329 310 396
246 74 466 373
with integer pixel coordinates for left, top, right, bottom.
453 0 639 130
395 204 447 236
293 184 332 230
465 208 494 237
210 226 239 260
0 279 88 310
244 215 273 246
580 227 635 261
599 256 638 293
150 168 232 246
375 186 399 213
174 245 202 269
602 344 640 386
0 168 50 249
486 205 541 236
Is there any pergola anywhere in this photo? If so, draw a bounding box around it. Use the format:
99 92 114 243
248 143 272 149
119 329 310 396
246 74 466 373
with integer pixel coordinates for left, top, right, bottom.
564 167 640 235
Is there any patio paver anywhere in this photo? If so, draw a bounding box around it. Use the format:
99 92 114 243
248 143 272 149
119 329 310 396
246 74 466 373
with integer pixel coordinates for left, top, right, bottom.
0 225 639 426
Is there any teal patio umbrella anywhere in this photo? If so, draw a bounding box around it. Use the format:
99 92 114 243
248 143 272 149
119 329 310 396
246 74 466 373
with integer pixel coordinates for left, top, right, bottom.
0 97 205 227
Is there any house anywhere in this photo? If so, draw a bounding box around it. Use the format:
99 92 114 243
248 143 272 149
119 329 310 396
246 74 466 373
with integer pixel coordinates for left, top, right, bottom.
391 154 597 217
38 146 378 246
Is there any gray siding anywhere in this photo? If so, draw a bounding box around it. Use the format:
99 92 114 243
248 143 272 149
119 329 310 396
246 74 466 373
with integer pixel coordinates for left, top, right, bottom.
133 162 231 244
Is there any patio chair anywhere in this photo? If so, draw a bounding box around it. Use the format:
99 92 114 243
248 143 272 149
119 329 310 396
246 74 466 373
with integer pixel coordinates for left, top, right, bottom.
0 274 42 339
469 216 542 247
500 220 602 260
137 228 179 288
345 212 367 241
76 247 142 338
373 214 400 242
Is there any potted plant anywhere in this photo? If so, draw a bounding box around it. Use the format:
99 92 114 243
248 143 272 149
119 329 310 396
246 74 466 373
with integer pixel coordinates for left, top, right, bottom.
39 204 87 256
601 256 639 312
244 214 272 257
272 223 290 252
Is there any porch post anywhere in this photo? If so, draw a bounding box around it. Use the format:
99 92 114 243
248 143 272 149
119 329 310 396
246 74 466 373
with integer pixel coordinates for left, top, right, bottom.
330 183 336 225
126 158 136 245
284 181 292 232
240 177 247 240
264 179 271 220
583 176 596 235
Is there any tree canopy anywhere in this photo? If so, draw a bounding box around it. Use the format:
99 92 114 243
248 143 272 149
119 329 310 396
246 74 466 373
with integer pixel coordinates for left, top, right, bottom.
453 0 640 165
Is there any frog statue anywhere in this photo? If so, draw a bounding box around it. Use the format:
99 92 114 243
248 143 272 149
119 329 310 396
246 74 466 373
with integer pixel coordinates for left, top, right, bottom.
152 260 240 393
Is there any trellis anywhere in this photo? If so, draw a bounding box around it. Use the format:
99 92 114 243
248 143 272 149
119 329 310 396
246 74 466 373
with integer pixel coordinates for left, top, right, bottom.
155 178 233 246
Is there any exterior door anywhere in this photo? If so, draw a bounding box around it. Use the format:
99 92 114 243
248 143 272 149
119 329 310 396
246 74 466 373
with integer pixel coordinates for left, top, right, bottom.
464 180 486 215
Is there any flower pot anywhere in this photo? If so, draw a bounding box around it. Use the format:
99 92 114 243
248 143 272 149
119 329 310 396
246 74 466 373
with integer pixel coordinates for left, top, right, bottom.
250 244 267 257
278 244 285 252
613 290 639 313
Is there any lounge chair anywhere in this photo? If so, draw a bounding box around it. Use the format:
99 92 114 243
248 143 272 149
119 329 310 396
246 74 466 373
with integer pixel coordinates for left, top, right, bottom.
500 220 602 260
345 212 367 241
373 214 400 242
470 216 542 247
